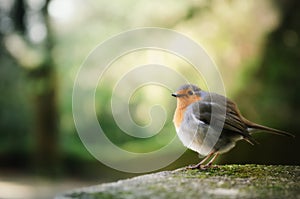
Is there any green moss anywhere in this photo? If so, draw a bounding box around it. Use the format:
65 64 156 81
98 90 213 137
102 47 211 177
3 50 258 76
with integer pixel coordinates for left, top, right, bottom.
59 165 300 199
66 191 133 199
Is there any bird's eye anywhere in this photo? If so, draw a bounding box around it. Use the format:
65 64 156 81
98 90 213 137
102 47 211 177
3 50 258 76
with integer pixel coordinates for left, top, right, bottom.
188 90 193 95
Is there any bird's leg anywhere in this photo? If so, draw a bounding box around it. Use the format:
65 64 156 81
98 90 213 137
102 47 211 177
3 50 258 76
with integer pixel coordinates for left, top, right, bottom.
203 153 219 169
187 152 214 169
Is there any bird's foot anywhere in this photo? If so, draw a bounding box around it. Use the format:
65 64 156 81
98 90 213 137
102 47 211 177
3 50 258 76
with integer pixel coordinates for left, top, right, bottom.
186 164 200 170
186 164 207 170
186 163 218 170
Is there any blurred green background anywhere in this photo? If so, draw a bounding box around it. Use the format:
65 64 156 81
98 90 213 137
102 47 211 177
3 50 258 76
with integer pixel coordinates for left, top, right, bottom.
0 0 299 198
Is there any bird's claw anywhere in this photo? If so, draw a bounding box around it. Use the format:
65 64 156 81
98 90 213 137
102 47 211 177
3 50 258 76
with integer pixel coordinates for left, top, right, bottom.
186 164 207 170
186 164 218 170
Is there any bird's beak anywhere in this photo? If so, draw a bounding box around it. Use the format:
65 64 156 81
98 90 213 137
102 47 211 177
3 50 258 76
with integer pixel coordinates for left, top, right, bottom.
171 93 178 97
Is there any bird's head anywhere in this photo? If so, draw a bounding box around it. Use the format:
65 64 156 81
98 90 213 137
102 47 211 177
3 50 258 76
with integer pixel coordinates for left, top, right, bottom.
172 84 204 109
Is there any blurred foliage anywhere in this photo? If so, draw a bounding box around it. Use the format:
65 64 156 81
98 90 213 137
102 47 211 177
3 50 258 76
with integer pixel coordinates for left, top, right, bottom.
0 0 299 180
0 47 32 158
222 0 300 165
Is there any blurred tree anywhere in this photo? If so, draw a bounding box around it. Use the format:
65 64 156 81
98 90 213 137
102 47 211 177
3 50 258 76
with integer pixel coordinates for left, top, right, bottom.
0 18 29 169
222 0 300 165
2 0 60 174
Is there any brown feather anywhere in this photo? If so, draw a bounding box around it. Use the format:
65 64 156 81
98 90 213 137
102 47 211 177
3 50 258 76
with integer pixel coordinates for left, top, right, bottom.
242 118 295 138
196 93 259 145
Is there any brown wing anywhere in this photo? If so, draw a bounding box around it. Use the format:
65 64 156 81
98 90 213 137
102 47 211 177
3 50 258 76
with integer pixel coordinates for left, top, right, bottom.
191 93 257 145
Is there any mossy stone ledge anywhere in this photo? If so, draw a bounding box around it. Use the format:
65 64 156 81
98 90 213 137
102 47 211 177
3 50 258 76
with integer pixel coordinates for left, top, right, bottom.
56 164 300 199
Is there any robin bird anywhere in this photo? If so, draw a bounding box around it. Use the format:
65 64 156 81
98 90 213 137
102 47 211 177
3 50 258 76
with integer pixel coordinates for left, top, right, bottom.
172 84 294 169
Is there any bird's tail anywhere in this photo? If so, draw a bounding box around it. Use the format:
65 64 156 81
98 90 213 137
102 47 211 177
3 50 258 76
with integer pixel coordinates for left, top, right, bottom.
243 118 295 138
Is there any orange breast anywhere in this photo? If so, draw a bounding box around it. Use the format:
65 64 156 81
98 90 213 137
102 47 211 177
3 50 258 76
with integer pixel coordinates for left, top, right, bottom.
173 107 186 129
173 95 201 129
